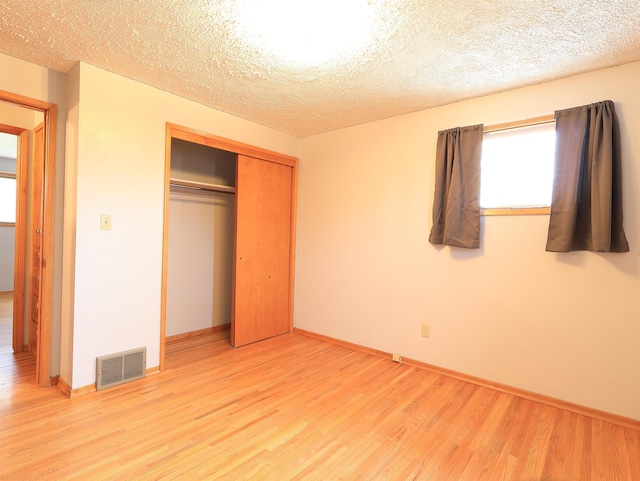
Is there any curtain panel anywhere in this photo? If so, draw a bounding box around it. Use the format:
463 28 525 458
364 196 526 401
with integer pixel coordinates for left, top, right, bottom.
546 101 629 253
429 124 483 249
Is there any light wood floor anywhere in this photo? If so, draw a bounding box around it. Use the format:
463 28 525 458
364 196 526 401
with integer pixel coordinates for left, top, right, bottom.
1 320 639 479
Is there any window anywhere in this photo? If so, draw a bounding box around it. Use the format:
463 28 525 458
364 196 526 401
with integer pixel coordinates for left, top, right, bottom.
0 175 17 224
0 132 18 225
480 118 556 215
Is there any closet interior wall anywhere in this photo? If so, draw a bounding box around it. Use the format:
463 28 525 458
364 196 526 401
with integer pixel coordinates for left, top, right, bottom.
166 139 236 338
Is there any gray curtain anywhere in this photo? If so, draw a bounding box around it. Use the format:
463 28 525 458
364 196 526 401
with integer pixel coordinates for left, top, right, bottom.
429 124 483 249
546 101 629 252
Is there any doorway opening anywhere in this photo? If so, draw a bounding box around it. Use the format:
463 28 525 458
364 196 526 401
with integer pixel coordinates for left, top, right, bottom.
164 138 236 351
0 130 20 353
0 90 57 387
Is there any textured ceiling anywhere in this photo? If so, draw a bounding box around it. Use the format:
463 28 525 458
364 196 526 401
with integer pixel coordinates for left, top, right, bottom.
1 0 639 137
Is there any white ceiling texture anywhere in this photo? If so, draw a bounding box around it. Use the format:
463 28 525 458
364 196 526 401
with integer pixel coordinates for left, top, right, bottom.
1 0 639 137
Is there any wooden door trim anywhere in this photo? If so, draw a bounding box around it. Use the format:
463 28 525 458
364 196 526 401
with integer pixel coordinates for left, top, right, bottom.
159 125 172 371
0 123 28 353
288 160 298 334
39 106 56 386
161 123 298 367
166 123 297 167
0 89 56 387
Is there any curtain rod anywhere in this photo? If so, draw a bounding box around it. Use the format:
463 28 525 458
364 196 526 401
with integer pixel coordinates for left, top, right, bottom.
169 177 236 194
484 114 555 133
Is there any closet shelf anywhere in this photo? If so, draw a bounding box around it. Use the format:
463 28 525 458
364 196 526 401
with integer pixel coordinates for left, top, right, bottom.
169 178 236 194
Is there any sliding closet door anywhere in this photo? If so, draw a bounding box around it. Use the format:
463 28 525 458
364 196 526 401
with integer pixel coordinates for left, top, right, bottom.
232 154 293 347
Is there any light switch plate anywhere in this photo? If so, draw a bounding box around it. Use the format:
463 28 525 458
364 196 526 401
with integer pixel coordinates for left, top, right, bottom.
100 214 112 230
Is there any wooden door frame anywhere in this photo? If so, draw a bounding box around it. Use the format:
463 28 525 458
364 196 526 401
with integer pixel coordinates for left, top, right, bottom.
0 123 28 353
0 90 57 387
160 123 298 370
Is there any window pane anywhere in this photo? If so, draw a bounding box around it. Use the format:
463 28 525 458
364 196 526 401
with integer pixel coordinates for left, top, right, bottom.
0 131 18 162
480 123 555 209
0 177 16 223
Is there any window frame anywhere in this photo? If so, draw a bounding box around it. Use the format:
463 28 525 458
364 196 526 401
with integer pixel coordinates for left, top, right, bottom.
480 114 555 216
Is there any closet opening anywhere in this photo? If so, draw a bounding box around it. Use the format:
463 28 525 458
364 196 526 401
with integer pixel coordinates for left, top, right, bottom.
160 123 298 371
165 138 236 348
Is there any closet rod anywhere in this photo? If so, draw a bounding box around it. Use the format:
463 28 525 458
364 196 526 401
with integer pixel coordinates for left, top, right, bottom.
169 177 236 194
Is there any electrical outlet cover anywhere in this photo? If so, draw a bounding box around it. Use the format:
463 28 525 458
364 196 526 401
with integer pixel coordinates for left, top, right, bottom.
422 324 430 338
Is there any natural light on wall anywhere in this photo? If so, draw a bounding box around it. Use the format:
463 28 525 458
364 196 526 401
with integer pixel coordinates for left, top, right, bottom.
233 0 377 67
480 123 556 210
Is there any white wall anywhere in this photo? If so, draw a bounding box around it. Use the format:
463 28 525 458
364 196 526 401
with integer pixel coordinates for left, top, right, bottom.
166 193 235 336
60 62 80 383
0 226 15 292
295 61 640 420
66 63 298 388
0 101 37 130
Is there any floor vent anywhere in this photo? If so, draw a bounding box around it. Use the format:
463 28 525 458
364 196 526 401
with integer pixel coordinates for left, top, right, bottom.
96 347 146 390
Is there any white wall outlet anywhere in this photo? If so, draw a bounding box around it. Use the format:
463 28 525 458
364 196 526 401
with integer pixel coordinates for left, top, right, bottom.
422 324 430 338
100 214 112 230
392 353 401 363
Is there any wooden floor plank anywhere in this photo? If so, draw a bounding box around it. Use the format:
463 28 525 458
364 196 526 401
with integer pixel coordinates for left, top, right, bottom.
1 295 639 480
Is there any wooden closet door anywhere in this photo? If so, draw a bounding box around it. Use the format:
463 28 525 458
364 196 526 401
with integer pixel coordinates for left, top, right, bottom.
232 155 293 347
